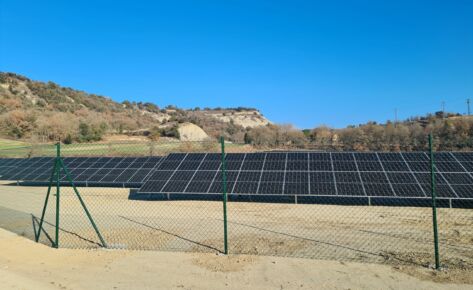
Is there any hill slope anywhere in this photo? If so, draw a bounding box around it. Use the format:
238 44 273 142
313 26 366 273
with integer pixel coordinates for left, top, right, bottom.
0 72 270 143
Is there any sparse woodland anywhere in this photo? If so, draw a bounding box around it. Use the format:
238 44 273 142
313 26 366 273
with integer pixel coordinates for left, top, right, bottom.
0 73 256 143
1 72 472 151
304 114 473 151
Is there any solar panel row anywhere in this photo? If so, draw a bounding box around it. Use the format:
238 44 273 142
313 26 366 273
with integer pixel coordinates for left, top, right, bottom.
136 152 473 201
0 157 163 187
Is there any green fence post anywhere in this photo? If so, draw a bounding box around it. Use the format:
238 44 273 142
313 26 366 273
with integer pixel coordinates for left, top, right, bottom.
429 134 440 269
55 142 61 249
220 136 228 255
35 158 58 243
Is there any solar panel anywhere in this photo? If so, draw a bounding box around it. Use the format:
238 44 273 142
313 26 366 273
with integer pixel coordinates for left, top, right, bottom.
451 184 473 198
386 172 417 183
242 160 265 171
354 153 378 161
462 162 473 172
266 152 286 160
309 161 332 171
0 156 163 187
382 161 410 172
335 172 361 183
309 152 331 161
100 169 124 182
360 172 389 183
442 173 473 184
128 169 154 183
436 162 465 172
356 162 383 171
134 151 473 207
333 161 357 171
364 183 394 196
310 172 333 183
264 161 286 170
453 152 473 161
332 152 354 161
336 183 365 196
2 151 473 206
310 182 336 195
434 152 456 161
258 182 283 194
185 181 212 193
402 152 429 161
378 153 404 161
392 184 425 197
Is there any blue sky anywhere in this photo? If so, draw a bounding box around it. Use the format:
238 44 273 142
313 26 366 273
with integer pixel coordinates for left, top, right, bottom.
1 0 472 128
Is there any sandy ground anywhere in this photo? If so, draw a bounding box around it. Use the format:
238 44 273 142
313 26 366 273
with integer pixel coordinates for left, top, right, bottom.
0 228 472 290
0 183 472 287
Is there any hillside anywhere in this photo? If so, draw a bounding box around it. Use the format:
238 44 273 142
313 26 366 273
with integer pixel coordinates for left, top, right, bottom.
0 72 271 143
1 72 472 151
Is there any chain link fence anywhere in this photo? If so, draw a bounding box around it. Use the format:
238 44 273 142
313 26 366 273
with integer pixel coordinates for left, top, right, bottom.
0 138 472 271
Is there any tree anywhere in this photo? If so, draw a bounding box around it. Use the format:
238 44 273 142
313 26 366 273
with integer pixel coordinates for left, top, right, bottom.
63 134 73 144
78 122 91 142
244 132 252 144
0 110 37 138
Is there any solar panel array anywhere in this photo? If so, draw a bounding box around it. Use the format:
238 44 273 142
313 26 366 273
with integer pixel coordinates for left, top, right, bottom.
135 152 473 206
0 157 163 187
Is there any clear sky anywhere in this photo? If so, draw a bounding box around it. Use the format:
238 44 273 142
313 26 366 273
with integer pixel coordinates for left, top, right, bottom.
1 0 472 129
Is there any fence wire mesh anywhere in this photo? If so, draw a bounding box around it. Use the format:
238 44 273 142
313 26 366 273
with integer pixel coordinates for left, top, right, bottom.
0 139 471 271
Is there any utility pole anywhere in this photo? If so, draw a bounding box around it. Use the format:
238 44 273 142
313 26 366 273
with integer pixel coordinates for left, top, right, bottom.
441 101 445 118
467 98 471 116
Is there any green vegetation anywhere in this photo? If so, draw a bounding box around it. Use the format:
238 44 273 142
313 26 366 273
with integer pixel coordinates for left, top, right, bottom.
149 125 180 140
78 122 108 142
0 138 29 149
0 140 249 158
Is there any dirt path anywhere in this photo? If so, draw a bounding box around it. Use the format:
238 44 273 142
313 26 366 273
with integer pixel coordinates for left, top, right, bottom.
0 228 471 290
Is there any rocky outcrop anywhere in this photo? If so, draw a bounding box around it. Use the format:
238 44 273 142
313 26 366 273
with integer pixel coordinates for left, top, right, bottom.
177 122 210 141
205 110 270 128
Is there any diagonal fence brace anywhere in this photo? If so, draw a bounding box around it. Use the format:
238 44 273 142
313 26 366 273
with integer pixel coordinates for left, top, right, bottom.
35 143 107 248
